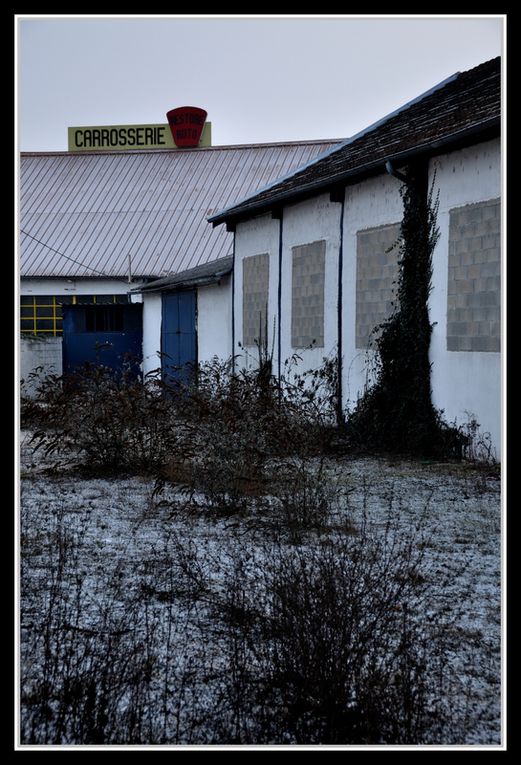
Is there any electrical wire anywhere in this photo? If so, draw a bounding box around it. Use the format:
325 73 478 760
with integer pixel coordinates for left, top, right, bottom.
20 229 133 286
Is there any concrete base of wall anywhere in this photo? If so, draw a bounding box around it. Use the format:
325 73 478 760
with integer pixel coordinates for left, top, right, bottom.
20 336 63 396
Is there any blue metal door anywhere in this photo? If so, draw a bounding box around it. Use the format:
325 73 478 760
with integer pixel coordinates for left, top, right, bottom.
62 304 143 377
161 291 197 388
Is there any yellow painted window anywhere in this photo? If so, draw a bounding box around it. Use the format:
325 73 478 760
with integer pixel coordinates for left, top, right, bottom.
20 294 129 335
20 295 62 335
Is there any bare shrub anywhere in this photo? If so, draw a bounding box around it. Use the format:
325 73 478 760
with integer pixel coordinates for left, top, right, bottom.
276 458 337 532
20 506 212 745
21 505 157 743
27 363 181 475
154 355 341 514
25 354 340 488
20 460 498 744
459 413 498 465
195 509 471 745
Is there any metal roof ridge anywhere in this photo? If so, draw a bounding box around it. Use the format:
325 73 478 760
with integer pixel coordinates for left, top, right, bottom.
19 137 343 158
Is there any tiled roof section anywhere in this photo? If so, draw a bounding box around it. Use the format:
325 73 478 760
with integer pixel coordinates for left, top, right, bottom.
209 57 500 225
20 139 340 278
138 255 233 292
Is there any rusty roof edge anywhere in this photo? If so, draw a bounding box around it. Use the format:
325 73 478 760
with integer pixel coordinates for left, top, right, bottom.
208 115 500 226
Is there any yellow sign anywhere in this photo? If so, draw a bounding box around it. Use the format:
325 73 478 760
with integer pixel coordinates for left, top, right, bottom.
68 122 212 152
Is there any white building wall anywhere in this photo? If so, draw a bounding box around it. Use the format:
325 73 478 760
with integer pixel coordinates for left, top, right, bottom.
428 138 501 454
21 278 143 297
281 194 341 374
197 278 232 364
20 336 63 393
233 141 501 456
142 292 162 378
341 174 403 407
141 278 232 377
234 214 281 371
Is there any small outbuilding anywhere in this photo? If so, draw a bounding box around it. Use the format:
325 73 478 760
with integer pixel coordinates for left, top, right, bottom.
136 256 233 385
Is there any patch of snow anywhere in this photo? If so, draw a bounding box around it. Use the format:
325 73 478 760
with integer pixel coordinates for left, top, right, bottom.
18 431 502 746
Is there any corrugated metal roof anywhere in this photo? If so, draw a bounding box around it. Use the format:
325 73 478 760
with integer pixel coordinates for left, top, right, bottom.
209 57 501 226
20 139 340 279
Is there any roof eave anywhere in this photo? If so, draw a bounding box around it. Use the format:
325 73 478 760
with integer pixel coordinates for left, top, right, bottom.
209 117 500 228
135 268 232 294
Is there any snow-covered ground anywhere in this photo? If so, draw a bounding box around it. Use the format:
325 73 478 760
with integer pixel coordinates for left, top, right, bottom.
18 430 502 747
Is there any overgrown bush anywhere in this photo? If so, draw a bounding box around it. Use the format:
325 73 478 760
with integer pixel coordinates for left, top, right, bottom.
24 352 340 485
346 167 466 460
156 355 340 512
171 507 469 744
25 363 181 475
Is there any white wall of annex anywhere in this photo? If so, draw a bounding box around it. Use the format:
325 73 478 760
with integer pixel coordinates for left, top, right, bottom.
197 278 232 364
141 292 162 378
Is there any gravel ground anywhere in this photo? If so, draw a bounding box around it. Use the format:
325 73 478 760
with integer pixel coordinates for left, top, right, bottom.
17 430 503 747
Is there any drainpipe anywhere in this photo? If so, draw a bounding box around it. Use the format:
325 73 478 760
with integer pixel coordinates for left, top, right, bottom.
385 160 408 184
231 232 236 374
276 211 284 386
330 188 346 425
336 195 345 426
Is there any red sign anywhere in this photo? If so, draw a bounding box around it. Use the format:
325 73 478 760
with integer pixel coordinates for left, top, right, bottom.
166 106 207 148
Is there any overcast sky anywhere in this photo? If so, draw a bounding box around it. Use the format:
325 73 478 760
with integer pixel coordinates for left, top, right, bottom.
17 15 504 152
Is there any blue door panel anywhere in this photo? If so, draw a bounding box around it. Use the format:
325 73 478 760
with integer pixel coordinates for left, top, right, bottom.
62 304 142 378
179 332 196 366
178 292 195 333
161 291 196 386
162 296 178 333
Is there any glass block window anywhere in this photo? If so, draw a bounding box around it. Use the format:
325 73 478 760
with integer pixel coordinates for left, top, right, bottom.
447 199 501 352
291 240 326 348
355 224 401 349
242 254 270 348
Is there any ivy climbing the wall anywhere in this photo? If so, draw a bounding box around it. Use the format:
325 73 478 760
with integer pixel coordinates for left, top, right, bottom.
347 162 465 459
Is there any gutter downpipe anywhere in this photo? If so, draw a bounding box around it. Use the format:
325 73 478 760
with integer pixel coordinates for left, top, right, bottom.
277 211 284 387
337 195 345 425
385 160 409 185
231 232 236 375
